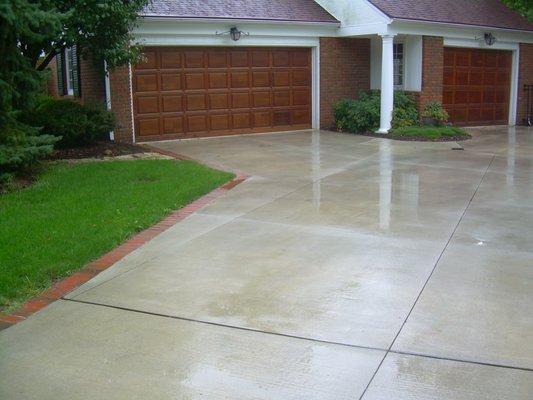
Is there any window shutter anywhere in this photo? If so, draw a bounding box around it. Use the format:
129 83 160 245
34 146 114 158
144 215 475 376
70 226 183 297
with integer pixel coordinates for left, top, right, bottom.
71 45 82 98
56 51 66 95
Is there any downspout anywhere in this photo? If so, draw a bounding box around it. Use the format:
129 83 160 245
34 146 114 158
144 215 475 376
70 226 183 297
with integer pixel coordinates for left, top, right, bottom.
104 60 115 141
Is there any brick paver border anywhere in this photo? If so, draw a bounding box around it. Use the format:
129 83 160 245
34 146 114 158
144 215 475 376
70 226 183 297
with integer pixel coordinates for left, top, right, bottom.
0 148 247 332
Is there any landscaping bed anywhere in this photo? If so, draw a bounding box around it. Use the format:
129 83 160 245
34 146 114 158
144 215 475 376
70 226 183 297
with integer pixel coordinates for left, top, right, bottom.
353 126 471 142
47 140 147 160
0 159 234 312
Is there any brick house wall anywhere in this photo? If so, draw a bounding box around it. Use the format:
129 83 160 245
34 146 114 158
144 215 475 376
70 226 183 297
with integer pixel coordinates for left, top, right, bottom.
79 56 106 104
108 65 134 143
419 36 444 113
517 43 533 125
320 37 371 130
46 54 106 104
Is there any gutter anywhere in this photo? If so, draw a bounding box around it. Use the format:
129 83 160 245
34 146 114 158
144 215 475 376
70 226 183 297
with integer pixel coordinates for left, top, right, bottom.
391 18 533 34
140 15 341 27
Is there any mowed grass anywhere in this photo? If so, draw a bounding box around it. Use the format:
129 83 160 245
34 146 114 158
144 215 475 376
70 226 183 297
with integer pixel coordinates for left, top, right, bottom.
0 159 234 311
390 126 471 141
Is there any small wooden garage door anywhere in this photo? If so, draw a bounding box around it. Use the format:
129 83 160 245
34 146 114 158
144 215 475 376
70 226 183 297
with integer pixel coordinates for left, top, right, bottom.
443 47 512 126
132 47 312 141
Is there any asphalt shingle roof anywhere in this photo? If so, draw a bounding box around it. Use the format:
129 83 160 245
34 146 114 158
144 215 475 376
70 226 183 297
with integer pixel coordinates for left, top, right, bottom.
142 0 339 24
369 0 533 31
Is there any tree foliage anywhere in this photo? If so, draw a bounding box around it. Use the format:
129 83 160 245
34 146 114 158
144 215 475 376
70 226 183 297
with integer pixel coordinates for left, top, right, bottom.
0 0 146 185
502 0 533 21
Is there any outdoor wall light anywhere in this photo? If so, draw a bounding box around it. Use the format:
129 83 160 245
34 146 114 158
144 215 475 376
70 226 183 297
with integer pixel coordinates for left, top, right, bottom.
216 26 249 41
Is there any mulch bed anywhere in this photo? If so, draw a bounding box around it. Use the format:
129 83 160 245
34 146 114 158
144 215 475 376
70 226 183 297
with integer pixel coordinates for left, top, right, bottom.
47 141 147 160
344 131 471 142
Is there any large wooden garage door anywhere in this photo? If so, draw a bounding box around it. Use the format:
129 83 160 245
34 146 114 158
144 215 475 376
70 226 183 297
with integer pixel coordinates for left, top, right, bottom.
132 47 312 141
443 47 512 126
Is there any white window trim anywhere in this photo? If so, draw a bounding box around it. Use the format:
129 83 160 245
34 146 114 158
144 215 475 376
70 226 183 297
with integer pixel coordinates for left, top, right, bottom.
393 41 405 90
64 47 75 96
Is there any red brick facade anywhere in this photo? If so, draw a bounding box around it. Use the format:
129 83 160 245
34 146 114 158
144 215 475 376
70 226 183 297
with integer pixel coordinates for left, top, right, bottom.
79 56 106 104
517 43 533 125
47 54 105 104
109 65 134 143
320 37 371 129
420 36 444 112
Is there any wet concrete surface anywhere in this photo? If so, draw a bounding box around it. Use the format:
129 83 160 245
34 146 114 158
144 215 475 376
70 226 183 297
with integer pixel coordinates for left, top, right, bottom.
1 126 532 398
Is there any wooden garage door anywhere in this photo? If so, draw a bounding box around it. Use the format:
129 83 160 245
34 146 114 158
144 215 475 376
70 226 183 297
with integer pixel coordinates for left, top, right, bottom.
132 47 312 141
443 47 512 126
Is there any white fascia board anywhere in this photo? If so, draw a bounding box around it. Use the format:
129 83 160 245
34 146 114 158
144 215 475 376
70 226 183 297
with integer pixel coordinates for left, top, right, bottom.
338 22 390 36
133 19 338 46
390 20 533 43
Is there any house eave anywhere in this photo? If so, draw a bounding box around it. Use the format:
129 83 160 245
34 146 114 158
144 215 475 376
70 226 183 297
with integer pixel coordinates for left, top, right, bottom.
391 18 533 35
140 15 341 27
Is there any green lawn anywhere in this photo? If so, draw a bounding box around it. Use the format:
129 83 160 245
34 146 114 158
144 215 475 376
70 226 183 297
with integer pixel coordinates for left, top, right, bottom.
0 160 234 311
390 126 471 141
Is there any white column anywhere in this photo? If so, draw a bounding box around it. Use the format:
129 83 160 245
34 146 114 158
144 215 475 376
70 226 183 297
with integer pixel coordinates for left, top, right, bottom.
378 34 395 134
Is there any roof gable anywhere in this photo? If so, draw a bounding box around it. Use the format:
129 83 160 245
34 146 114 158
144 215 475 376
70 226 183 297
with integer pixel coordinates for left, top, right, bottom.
368 0 533 31
142 0 339 24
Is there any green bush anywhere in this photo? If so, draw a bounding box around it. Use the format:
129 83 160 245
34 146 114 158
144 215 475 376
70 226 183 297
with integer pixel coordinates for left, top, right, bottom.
334 90 419 133
392 91 419 129
28 98 114 147
421 101 449 124
0 123 59 189
334 90 381 133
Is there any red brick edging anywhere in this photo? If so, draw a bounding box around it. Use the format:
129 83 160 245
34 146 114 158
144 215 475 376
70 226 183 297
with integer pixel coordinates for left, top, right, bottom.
0 151 247 332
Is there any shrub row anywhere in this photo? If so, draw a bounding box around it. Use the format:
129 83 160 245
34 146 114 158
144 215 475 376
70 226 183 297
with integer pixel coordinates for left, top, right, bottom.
334 91 448 133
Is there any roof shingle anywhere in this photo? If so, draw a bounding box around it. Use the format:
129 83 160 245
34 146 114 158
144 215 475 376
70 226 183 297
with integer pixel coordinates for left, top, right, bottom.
142 0 339 24
369 0 533 31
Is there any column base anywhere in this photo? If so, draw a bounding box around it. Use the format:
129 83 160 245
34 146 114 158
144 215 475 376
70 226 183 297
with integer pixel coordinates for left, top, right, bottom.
376 128 390 134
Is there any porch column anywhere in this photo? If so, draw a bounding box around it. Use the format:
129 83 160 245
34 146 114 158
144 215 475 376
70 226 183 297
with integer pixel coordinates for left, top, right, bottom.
378 34 395 134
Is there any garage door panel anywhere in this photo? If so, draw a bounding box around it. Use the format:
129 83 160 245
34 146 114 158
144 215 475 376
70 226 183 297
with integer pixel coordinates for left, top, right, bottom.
184 51 204 68
252 71 270 87
273 51 290 67
136 96 159 114
207 52 227 68
185 73 205 90
231 72 250 88
273 91 290 106
187 115 208 132
273 110 291 126
135 74 158 92
253 111 271 127
161 52 181 69
163 116 184 134
162 95 182 112
133 47 311 140
443 47 510 126
251 51 270 67
292 69 310 86
252 91 271 107
230 51 248 67
136 51 158 70
232 92 250 109
161 74 181 91
292 51 310 67
273 71 290 87
469 71 483 85
232 113 251 129
209 114 230 131
209 93 230 110
292 109 311 124
293 89 310 106
137 118 160 136
186 94 207 111
208 72 228 89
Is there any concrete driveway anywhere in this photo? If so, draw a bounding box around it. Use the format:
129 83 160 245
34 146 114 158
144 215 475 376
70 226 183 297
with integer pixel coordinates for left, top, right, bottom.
1 126 532 399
